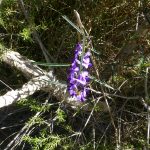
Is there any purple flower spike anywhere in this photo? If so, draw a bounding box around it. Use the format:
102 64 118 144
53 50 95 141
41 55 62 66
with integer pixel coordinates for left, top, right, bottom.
67 43 92 102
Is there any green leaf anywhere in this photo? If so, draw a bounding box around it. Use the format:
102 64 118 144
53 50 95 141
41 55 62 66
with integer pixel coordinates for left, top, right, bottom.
62 15 83 34
33 62 71 67
91 48 100 55
90 76 115 90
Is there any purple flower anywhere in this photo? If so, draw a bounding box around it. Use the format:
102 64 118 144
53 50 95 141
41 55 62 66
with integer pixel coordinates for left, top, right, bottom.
67 43 92 102
76 88 87 101
75 43 82 57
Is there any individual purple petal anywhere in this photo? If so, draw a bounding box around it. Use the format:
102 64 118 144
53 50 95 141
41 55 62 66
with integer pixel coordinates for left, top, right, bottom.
83 57 90 63
76 71 89 85
71 66 79 72
82 53 92 68
77 89 87 102
82 62 91 69
75 59 81 65
68 84 77 96
76 94 84 101
74 78 86 85
84 51 91 57
81 71 89 76
69 89 76 96
82 88 87 99
75 43 82 52
75 43 82 58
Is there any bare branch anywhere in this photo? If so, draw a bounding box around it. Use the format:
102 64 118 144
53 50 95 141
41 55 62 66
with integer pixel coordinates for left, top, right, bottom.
0 75 49 108
0 50 83 109
2 50 46 78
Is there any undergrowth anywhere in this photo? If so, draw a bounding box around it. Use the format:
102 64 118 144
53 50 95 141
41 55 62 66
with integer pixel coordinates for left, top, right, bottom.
0 0 150 149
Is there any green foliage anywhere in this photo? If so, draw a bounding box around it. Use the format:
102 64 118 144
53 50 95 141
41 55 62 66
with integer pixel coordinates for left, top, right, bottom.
23 133 61 150
18 98 51 112
20 27 32 41
56 108 66 124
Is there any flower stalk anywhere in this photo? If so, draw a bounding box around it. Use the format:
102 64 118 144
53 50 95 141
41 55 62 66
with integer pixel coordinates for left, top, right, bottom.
68 43 92 102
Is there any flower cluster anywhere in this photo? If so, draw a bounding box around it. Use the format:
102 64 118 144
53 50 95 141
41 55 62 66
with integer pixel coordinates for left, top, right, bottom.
68 43 92 102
